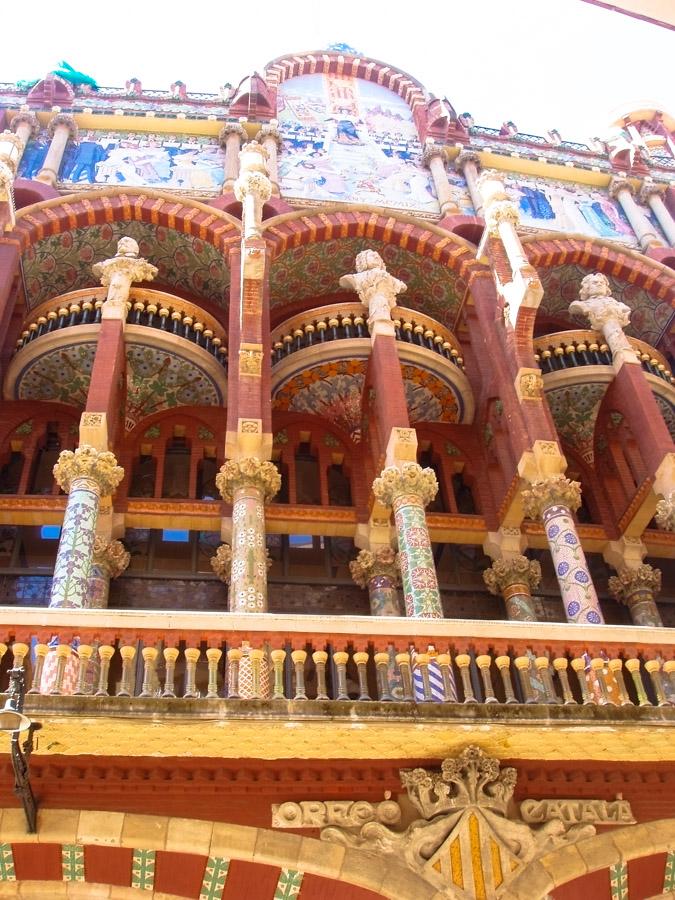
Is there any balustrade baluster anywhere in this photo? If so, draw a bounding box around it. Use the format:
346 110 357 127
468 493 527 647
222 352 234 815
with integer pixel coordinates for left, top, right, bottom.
424 328 435 350
271 649 286 700
73 645 93 696
291 649 308 700
212 336 222 360
218 347 228 371
333 650 349 700
455 654 476 703
28 644 49 694
305 324 315 346
203 328 213 352
625 658 650 706
11 642 28 670
171 311 181 334
133 301 145 325
183 647 201 698
476 655 498 703
590 658 614 705
205 647 222 698
564 343 578 367
158 307 169 330
608 659 632 706
495 656 517 704
374 652 392 701
317 321 327 342
36 316 47 337
293 328 303 351
46 311 58 333
193 322 204 346
436 654 454 702
402 322 413 342
248 648 265 699
355 315 365 337
514 656 535 703
433 335 444 354
139 647 158 698
328 317 339 341
570 658 594 705
353 651 371 701
553 658 576 705
599 342 611 364
342 316 353 338
95 645 115 696
395 652 414 701
536 657 559 704
645 660 670 706
539 349 552 373
182 315 193 340
57 307 69 329
283 334 293 355
226 648 242 699
664 661 675 699
414 653 432 702
67 304 80 327
117 644 136 697
162 647 179 698
27 323 39 343
413 324 425 346
553 346 566 369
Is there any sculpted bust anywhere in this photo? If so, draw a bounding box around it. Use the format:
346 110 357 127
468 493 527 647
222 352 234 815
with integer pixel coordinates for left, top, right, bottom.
339 250 407 326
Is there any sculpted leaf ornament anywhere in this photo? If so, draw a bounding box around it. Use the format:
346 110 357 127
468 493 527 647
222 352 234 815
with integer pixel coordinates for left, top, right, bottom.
349 547 400 589
216 458 281 503
372 463 438 508
53 445 124 496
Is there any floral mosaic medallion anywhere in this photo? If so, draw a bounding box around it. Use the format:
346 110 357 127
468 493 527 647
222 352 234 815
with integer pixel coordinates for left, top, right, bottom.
545 382 607 464
15 342 96 405
270 237 462 327
538 264 672 346
126 344 222 430
23 220 229 308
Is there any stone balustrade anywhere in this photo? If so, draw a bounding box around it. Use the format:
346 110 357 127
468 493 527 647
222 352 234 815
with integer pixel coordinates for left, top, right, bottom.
534 329 673 384
0 609 672 709
14 287 229 370
270 303 464 368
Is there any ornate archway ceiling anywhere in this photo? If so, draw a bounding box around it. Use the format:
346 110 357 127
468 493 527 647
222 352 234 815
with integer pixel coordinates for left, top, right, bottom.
269 237 462 329
22 220 230 309
538 265 673 347
273 356 462 443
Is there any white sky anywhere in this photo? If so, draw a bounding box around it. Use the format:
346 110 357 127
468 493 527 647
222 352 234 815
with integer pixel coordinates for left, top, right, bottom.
3 0 674 142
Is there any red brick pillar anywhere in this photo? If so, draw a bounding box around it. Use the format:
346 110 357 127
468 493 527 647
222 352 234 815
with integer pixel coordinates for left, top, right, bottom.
0 241 20 354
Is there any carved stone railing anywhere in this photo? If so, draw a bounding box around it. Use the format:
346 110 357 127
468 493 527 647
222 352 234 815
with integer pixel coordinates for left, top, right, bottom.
14 288 228 370
271 303 465 369
535 329 673 384
2 608 673 710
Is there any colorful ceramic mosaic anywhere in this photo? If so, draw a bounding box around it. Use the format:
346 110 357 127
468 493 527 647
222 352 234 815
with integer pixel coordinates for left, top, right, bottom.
368 574 403 617
538 264 673 347
394 496 443 618
542 505 604 625
0 845 15 882
664 850 675 892
230 486 268 613
655 395 675 441
273 869 304 899
199 857 230 900
131 848 156 891
269 237 461 327
609 861 629 900
49 482 99 609
23 220 229 308
61 845 85 882
544 382 607 464
15 342 96 405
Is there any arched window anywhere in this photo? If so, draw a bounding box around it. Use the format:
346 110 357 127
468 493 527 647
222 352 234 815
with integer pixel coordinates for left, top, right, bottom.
452 471 477 514
162 435 191 499
327 462 352 506
196 453 218 501
29 423 62 494
419 449 446 513
294 441 321 505
0 451 24 494
129 454 157 498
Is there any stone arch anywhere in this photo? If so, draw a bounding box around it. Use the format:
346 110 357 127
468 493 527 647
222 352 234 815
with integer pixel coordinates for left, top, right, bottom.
501 818 675 899
0 808 438 899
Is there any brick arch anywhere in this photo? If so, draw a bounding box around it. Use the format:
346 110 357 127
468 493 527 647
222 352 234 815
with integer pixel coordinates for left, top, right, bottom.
264 50 428 122
13 186 242 255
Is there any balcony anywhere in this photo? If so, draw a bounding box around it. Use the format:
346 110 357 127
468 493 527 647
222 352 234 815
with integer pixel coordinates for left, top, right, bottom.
2 608 673 762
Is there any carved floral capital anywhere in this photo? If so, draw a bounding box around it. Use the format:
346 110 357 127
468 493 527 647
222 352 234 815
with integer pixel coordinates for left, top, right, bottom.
639 180 667 204
521 474 582 519
234 170 272 203
53 445 124 496
655 492 675 532
483 556 542 595
210 543 233 583
372 463 438 508
608 564 661 603
47 113 78 140
455 149 481 172
255 124 283 148
216 458 281 503
421 144 448 169
218 123 248 147
608 175 634 199
485 198 520 232
349 547 400 589
92 537 130 579
10 113 40 139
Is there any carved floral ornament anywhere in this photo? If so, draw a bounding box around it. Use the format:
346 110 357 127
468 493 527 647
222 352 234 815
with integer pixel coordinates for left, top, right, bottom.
655 492 675 532
372 462 439 508
9 112 40 139
216 458 281 503
483 555 542 595
521 474 582 520
91 536 130 579
218 122 248 146
53 445 124 496
349 547 401 589
210 542 272 584
319 746 601 899
47 113 78 140
608 563 662 602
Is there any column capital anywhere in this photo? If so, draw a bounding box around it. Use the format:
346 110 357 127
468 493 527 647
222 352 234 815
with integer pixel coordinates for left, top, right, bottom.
339 249 407 330
9 112 40 140
216 458 281 503
639 178 667 204
521 474 582 519
53 445 124 495
234 140 272 201
421 143 448 169
608 564 661 603
372 462 438 508
569 272 632 330
47 113 78 141
92 537 130 579
92 237 158 295
455 149 481 173
349 547 400 589
255 123 283 148
483 555 541 595
608 174 634 199
655 491 675 531
0 132 24 174
218 122 248 147
210 543 233 583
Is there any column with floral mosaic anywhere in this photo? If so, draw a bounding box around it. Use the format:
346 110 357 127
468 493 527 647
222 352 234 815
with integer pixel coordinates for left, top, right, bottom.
608 564 663 627
215 458 280 613
372 463 442 618
521 474 604 625
349 547 403 616
483 556 542 622
50 446 124 609
87 536 130 608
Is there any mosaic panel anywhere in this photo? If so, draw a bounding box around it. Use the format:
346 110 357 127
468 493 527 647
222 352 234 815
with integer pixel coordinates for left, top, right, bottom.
269 237 461 327
538 264 673 346
609 860 629 900
131 848 156 891
16 342 96 405
22 220 229 308
655 395 675 441
545 382 607 463
61 845 85 882
199 857 229 900
274 869 304 899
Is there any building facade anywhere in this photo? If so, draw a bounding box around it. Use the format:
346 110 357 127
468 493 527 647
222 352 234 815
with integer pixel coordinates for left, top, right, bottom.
0 46 672 899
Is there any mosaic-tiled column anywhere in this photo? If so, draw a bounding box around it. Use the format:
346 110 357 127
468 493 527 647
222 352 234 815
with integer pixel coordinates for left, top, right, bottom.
483 555 542 622
608 564 663 627
349 547 403 616
522 475 604 625
50 446 124 609
87 537 130 609
216 458 280 613
372 463 442 619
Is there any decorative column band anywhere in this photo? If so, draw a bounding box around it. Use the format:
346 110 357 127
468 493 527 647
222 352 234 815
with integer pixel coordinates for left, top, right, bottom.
483 556 542 622
521 474 604 625
372 463 442 619
216 458 280 613
88 537 130 609
49 446 124 609
608 564 663 627
349 547 403 616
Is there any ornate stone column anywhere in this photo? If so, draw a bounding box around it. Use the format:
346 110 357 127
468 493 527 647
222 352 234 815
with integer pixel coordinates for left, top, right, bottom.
87 537 130 609
255 121 282 196
350 547 403 616
569 272 639 371
219 122 248 193
36 113 78 186
92 236 158 321
9 112 40 166
455 149 483 215
0 130 23 231
215 458 280 612
50 446 124 609
234 141 272 240
608 564 663 627
521 475 605 625
372 463 442 619
639 179 675 246
608 175 663 251
483 556 542 622
422 143 459 216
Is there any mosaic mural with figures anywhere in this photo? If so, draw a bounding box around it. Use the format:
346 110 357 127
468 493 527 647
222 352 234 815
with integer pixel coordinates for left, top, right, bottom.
273 358 461 441
270 237 462 327
22 220 229 308
537 264 673 346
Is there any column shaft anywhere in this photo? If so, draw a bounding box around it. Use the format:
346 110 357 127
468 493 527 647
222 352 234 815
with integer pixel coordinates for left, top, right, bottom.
230 483 268 613
646 192 675 246
613 184 662 251
37 119 76 186
50 477 100 608
393 493 442 618
367 573 402 616
625 589 663 627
